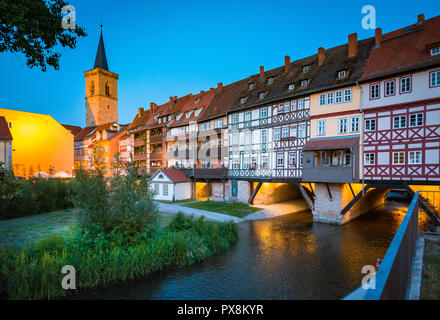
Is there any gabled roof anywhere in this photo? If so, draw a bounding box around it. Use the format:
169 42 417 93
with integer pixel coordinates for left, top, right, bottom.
94 29 109 71
74 122 122 141
151 168 190 183
361 15 440 81
62 124 82 136
169 88 219 128
0 116 12 140
198 79 249 122
127 109 152 132
227 37 375 113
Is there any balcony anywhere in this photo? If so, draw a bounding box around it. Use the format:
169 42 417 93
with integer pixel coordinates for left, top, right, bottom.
150 135 163 144
134 139 145 147
150 151 163 161
133 153 147 161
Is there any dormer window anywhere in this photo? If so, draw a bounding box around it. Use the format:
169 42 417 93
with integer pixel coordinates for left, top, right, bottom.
267 77 274 85
240 97 247 104
303 66 310 73
431 47 440 56
176 113 183 120
248 83 254 90
194 107 203 117
338 70 347 79
195 98 201 104
259 92 265 100
301 80 308 87
186 111 193 118
288 84 295 91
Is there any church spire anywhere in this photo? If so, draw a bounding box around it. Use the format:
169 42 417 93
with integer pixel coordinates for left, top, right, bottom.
94 25 109 71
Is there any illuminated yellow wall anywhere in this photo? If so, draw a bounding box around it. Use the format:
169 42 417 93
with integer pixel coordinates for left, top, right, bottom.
0 108 74 177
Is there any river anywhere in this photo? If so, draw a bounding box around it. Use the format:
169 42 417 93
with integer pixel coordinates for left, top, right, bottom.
76 200 429 300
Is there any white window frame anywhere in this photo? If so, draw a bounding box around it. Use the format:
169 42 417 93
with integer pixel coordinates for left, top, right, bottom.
370 83 380 99
335 91 343 103
350 116 360 133
393 115 406 129
409 151 422 165
338 118 348 134
365 119 376 132
400 77 412 94
384 80 395 96
163 184 169 196
317 120 326 136
409 113 423 127
276 153 284 167
298 125 306 138
319 94 326 106
327 92 334 105
344 89 352 102
431 47 440 56
260 107 268 118
244 111 251 121
232 114 239 124
431 71 440 87
274 128 281 141
365 153 375 165
392 152 405 165
261 130 267 143
338 70 346 78
282 127 289 139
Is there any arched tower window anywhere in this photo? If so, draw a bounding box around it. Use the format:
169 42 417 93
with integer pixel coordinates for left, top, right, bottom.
90 81 95 96
105 82 111 96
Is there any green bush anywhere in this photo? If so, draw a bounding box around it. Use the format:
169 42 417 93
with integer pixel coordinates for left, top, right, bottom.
0 164 73 220
0 216 238 299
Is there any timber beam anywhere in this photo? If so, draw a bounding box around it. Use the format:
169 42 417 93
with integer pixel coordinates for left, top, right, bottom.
248 182 263 205
296 182 315 211
340 184 374 216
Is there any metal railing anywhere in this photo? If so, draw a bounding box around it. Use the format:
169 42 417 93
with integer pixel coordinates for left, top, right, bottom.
419 191 440 224
344 192 420 300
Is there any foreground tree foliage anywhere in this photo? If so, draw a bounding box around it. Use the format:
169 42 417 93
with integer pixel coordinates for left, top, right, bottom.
0 0 86 71
70 159 158 239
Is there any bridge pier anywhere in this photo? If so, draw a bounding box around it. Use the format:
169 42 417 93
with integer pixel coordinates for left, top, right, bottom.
312 183 389 224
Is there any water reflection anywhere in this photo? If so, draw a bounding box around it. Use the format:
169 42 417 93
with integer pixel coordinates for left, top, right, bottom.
75 201 428 300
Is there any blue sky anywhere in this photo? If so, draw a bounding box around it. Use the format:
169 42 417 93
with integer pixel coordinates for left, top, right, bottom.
0 0 438 127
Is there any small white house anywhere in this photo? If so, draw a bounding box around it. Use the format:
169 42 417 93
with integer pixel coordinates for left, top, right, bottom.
150 168 192 201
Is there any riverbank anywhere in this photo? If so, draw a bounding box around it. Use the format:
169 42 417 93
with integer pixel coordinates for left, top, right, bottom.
0 212 238 299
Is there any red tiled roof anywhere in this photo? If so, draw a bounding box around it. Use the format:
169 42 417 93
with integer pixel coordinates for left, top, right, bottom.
302 137 359 151
169 88 219 128
62 124 82 136
199 79 249 122
74 122 122 141
157 168 190 183
0 117 12 140
361 15 440 80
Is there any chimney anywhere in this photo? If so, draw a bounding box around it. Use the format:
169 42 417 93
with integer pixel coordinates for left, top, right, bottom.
418 14 425 24
348 33 358 57
174 96 177 100
284 56 290 72
150 102 156 113
138 107 144 117
318 47 326 66
375 28 382 47
259 66 264 78
217 82 223 88
169 96 173 104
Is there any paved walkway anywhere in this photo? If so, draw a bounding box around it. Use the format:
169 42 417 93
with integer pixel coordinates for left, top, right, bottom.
246 199 309 220
156 202 245 223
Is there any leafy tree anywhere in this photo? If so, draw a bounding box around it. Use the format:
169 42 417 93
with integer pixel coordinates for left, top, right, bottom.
0 0 86 71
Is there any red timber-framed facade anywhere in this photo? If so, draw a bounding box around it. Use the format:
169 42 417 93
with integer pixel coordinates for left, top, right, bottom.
360 14 440 183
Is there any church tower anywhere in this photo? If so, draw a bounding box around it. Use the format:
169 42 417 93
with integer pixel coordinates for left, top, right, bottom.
84 27 119 127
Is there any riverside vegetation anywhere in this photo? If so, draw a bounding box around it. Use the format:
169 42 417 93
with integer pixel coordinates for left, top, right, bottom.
0 159 238 299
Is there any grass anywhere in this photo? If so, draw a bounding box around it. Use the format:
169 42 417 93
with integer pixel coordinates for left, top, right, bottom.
0 213 238 299
0 209 176 248
183 200 262 218
420 239 440 300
